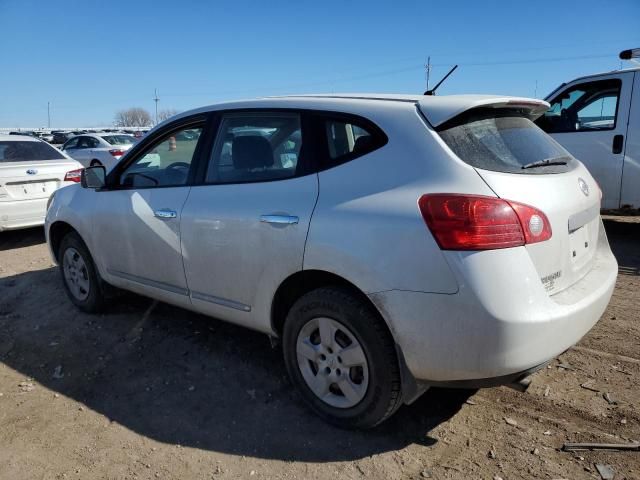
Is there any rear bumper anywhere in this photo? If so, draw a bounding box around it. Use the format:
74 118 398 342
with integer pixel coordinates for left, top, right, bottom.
0 198 47 231
369 220 617 383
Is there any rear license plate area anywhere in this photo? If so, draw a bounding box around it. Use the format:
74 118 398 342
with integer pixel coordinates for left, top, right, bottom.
569 224 591 266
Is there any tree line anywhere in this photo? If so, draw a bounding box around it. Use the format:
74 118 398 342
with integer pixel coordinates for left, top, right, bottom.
114 108 180 127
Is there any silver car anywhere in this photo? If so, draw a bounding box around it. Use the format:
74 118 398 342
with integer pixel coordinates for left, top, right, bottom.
45 94 617 428
61 133 137 170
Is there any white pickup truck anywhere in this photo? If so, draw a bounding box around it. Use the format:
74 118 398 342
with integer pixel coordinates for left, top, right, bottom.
536 50 639 211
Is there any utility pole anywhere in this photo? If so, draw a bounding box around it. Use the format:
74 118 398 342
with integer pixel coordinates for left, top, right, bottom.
47 101 51 128
153 88 160 125
425 56 431 91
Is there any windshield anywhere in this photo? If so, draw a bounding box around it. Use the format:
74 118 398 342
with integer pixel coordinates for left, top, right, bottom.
103 135 136 145
0 141 66 162
438 109 576 174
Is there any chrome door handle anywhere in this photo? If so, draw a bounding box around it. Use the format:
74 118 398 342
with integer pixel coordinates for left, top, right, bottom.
154 209 177 219
260 214 299 225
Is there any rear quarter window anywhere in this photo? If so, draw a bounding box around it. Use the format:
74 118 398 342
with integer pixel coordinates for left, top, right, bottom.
438 109 577 174
318 114 388 170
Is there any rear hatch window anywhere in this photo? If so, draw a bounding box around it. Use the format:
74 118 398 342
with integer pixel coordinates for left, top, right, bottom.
438 108 577 174
0 141 66 162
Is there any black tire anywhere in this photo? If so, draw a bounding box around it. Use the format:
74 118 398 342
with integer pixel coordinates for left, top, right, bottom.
90 159 102 167
58 231 105 313
282 286 402 429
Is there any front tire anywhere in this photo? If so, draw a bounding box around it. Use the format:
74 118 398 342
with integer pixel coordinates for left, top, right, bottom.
283 287 402 429
58 232 105 313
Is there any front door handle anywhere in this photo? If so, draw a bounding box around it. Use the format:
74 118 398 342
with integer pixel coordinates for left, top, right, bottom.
612 134 624 154
260 214 299 225
154 209 177 219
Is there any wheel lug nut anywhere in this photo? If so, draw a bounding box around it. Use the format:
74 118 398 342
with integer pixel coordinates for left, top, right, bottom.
320 354 326 361
324 367 331 374
327 347 333 354
336 368 341 376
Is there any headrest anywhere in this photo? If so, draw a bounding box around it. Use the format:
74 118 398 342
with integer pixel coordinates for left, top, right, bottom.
232 136 273 170
353 135 373 152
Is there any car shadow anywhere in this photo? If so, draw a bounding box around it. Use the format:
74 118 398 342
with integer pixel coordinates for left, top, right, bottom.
0 227 46 251
603 218 640 276
0 266 471 462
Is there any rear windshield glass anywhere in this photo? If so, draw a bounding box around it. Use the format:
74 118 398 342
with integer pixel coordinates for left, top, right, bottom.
0 141 66 162
103 135 136 145
438 109 576 174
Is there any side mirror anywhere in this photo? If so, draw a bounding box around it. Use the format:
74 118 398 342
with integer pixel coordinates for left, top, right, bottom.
81 165 106 189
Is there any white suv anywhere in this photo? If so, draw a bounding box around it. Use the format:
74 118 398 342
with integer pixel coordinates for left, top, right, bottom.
45 94 617 428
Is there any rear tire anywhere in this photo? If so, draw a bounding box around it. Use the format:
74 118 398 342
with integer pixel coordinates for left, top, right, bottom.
58 231 105 313
282 287 402 429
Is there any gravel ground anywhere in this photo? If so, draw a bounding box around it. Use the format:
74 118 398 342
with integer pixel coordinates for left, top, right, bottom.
0 217 638 480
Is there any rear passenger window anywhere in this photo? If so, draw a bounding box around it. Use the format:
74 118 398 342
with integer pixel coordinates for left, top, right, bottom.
206 113 303 183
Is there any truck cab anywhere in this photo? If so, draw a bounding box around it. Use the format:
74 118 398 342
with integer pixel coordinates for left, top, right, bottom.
536 65 640 211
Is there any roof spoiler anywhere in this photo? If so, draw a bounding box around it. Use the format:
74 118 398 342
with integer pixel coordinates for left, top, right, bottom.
418 96 550 128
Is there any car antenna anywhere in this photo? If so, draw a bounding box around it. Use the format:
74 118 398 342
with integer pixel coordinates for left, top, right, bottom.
424 65 458 96
619 48 640 65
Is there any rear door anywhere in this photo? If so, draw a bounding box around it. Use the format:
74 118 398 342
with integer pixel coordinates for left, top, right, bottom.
536 72 634 209
180 110 319 332
434 107 602 295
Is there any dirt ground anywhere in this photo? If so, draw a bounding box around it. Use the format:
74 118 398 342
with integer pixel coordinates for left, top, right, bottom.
0 217 638 480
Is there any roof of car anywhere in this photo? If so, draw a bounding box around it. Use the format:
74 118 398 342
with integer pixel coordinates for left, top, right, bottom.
544 66 640 99
162 93 549 131
0 134 42 142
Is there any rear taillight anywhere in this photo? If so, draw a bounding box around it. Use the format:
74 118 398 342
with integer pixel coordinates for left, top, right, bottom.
64 168 83 183
418 194 552 250
109 149 126 157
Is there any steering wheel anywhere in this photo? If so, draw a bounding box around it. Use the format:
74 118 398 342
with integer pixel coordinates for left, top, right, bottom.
166 162 190 171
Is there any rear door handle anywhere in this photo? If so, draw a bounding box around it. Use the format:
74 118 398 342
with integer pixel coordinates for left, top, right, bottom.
612 134 624 154
154 209 177 219
260 214 299 225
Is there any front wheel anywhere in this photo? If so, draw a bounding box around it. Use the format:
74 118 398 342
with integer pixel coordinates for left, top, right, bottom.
58 232 105 312
282 287 402 429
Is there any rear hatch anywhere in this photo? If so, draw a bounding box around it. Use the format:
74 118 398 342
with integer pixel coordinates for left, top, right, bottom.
0 139 80 202
420 98 601 295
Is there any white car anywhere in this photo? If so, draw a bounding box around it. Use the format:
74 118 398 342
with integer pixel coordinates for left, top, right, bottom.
61 133 137 170
45 94 617 428
536 63 640 211
0 135 83 232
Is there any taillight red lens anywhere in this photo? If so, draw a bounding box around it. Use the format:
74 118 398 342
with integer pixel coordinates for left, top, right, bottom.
109 149 126 157
64 168 83 183
418 194 551 250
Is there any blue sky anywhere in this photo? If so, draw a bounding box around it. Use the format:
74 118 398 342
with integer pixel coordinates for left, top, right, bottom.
1 0 638 128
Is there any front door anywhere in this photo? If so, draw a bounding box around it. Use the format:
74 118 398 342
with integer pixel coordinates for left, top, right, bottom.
92 121 206 306
537 72 634 209
180 111 319 332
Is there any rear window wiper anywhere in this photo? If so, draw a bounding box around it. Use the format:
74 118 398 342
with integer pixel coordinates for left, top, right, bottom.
521 157 569 170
